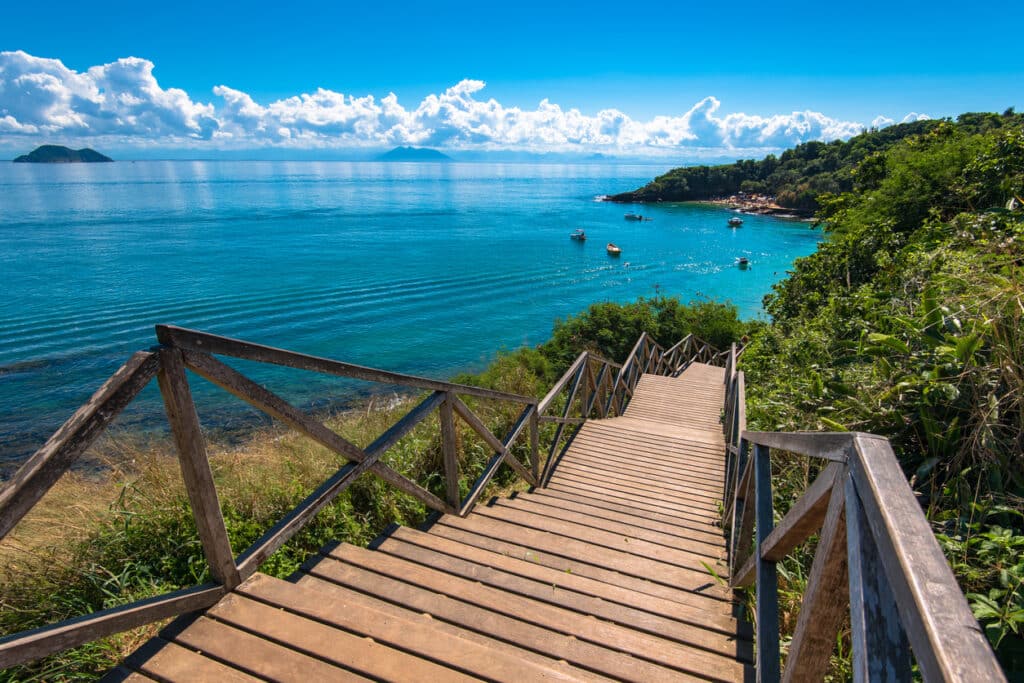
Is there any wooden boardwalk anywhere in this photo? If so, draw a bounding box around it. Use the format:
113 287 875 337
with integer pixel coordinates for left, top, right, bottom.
108 363 752 682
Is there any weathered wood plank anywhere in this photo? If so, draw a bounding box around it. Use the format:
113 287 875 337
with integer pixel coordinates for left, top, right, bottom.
157 347 240 588
741 431 853 462
440 392 460 509
452 396 535 485
761 462 840 562
848 434 1004 682
0 584 223 670
781 476 848 682
121 637 260 682
157 324 535 404
182 350 451 515
537 351 588 415
754 443 780 683
845 474 911 682
0 351 159 541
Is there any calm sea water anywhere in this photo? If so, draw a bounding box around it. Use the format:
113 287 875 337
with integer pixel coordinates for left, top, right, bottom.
0 161 820 468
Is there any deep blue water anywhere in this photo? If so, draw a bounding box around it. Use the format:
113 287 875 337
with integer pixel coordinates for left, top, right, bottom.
0 161 820 467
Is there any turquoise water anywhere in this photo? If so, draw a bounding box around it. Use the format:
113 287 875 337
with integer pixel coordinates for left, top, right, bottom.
0 161 820 467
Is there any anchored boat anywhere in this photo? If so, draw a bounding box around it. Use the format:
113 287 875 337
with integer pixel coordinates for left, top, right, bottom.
606 242 622 256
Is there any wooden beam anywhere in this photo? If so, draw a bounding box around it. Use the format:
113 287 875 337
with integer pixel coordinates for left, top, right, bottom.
781 475 849 682
182 350 449 515
0 584 224 670
761 462 840 562
537 352 588 415
845 474 911 681
0 351 159 542
157 347 240 589
529 409 540 484
440 392 460 509
848 434 1004 682
157 325 535 405
741 431 854 462
451 397 535 486
754 443 780 683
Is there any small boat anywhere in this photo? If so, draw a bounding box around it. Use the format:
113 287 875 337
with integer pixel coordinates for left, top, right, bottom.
624 212 642 221
607 243 622 256
736 257 749 269
728 216 743 227
570 228 587 241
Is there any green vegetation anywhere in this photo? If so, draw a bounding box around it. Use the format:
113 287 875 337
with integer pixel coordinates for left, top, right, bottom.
739 112 1024 673
609 111 1024 212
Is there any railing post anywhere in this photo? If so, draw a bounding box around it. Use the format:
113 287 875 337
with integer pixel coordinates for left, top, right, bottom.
754 443 780 683
157 347 241 590
529 408 540 484
844 476 911 681
439 391 460 509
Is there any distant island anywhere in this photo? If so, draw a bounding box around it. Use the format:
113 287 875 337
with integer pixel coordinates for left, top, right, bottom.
377 146 451 162
13 145 114 163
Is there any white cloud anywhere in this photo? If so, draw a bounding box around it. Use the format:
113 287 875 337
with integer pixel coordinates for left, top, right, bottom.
1 50 914 156
872 115 896 128
901 112 930 123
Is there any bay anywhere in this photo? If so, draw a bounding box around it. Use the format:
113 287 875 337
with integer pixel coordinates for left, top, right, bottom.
0 160 820 468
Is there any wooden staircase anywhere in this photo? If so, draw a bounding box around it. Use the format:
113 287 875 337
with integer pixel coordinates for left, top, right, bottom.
108 363 754 682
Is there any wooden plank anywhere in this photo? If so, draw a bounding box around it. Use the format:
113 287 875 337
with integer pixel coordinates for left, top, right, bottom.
325 543 748 679
239 573 603 683
848 435 1004 682
435 513 732 598
169 615 372 682
301 560 701 683
845 474 911 682
754 443 780 683
182 350 451 515
157 347 240 588
440 392 460 509
100 667 158 682
0 351 159 541
547 481 723 530
157 324 536 405
741 431 853 462
499 496 725 558
209 591 480 682
524 490 726 546
387 525 739 635
781 476 849 682
376 535 752 661
473 503 725 571
550 459 725 503
761 462 840 562
546 475 722 522
529 409 540 483
428 522 735 616
0 584 223 669
122 637 261 682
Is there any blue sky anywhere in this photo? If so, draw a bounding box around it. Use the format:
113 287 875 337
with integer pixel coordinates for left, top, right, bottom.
1 0 1021 158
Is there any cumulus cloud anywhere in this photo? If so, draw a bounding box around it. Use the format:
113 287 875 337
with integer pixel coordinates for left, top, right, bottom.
1 51 929 156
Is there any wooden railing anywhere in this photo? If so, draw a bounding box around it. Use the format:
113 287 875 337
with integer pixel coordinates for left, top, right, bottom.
720 351 1005 680
0 326 725 669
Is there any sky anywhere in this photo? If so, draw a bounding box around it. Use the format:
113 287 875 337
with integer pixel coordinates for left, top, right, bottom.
1 0 1022 159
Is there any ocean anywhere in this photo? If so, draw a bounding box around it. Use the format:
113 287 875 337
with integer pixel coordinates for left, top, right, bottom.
0 160 820 469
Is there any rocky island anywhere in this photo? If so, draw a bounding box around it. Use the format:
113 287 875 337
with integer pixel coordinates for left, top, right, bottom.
13 145 113 163
377 146 451 162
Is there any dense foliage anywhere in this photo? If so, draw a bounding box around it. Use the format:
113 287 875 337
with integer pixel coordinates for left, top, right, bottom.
740 112 1024 672
609 111 1024 212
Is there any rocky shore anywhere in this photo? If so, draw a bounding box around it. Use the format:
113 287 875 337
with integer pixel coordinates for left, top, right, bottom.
702 193 813 219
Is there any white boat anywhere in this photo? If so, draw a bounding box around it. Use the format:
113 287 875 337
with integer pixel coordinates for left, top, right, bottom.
728 216 743 227
606 243 622 256
570 229 587 241
736 257 749 269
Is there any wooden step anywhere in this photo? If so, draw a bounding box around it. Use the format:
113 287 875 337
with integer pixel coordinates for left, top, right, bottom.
375 527 752 660
318 543 749 680
384 524 741 635
301 550 707 682
434 512 732 599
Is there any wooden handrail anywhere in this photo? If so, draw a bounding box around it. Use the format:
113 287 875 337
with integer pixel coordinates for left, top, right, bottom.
0 326 736 669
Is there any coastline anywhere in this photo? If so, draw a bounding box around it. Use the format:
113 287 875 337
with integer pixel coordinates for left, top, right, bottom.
693 194 814 221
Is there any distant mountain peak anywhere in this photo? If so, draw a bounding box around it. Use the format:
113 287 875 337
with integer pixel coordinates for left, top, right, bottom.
13 145 114 163
377 146 451 162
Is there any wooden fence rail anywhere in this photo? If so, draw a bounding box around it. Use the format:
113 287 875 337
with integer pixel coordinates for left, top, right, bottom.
0 326 712 670
721 356 1005 680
